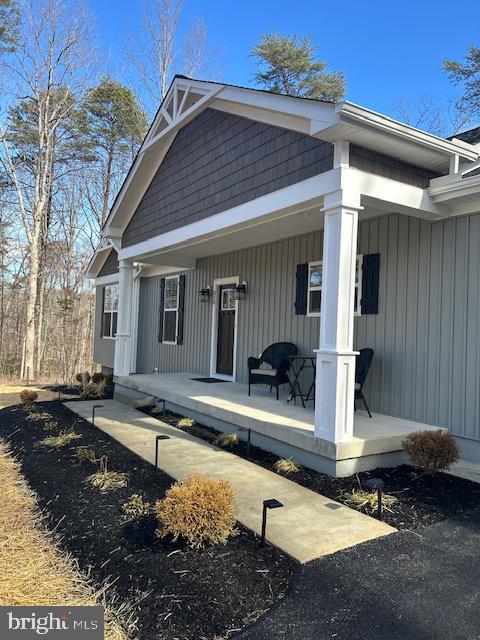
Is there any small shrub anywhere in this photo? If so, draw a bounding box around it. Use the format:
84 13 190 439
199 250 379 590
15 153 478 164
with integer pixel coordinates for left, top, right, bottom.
91 372 105 385
76 372 91 385
177 417 195 428
214 432 239 448
81 380 106 399
43 420 59 431
104 373 114 386
151 406 164 415
26 411 52 422
20 389 38 405
75 446 96 463
155 473 237 549
274 457 301 474
403 429 460 474
121 494 151 521
40 430 81 448
343 488 397 514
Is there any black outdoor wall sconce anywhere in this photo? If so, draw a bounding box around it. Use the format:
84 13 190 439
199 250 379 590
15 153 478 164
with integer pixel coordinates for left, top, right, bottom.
233 281 248 301
198 286 211 302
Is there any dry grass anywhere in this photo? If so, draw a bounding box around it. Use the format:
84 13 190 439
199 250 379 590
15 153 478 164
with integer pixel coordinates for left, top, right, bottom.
214 432 239 448
87 471 128 492
274 457 301 474
81 380 106 399
40 430 81 448
342 488 398 514
0 441 129 640
155 473 237 549
0 384 74 410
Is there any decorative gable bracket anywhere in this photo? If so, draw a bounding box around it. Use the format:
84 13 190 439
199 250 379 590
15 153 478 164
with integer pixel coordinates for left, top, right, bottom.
141 78 224 154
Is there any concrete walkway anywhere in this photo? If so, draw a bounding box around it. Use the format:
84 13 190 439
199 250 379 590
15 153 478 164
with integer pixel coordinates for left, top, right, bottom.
65 400 394 563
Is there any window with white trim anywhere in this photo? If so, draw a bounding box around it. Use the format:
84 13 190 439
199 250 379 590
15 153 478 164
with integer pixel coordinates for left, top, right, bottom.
307 256 363 316
102 284 118 338
163 275 179 343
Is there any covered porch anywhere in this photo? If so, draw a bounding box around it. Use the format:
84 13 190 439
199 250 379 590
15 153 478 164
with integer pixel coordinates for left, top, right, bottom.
114 372 440 476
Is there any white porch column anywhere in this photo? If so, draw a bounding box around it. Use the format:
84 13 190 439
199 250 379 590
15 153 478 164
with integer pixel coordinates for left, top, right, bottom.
114 259 135 377
314 191 361 443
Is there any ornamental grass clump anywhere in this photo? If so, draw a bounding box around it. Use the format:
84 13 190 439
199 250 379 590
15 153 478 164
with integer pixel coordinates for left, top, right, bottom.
81 380 106 400
121 494 151 521
75 446 96 463
155 474 237 549
214 432 239 448
43 420 59 431
274 457 301 474
403 429 460 474
176 417 195 428
40 430 81 448
343 488 397 515
87 456 128 492
26 411 52 422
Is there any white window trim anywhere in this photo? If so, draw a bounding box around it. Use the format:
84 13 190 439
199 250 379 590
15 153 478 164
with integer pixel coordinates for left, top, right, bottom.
307 256 363 317
102 283 119 340
163 275 179 345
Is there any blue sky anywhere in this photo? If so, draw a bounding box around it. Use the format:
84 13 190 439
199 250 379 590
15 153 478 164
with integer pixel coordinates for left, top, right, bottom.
93 0 479 122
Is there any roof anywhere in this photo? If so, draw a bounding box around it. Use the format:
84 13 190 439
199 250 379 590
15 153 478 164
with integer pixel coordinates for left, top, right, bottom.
454 126 480 145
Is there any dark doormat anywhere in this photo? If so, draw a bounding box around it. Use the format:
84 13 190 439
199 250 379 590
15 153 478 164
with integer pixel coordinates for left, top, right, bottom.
190 377 229 383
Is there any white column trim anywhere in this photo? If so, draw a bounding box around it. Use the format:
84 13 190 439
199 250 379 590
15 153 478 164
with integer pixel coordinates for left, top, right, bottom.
314 190 361 444
114 259 134 377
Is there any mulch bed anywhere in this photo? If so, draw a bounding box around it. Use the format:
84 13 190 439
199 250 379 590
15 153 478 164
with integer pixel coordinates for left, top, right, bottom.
143 407 480 531
0 400 294 640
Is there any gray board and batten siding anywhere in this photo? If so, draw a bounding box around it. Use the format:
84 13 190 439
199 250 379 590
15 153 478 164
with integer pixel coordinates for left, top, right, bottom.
136 210 480 454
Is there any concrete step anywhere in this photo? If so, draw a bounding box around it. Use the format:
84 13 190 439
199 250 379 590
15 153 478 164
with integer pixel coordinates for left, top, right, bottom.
114 384 156 409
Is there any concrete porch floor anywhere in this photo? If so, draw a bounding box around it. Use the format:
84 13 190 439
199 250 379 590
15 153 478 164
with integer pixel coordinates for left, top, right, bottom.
115 373 443 476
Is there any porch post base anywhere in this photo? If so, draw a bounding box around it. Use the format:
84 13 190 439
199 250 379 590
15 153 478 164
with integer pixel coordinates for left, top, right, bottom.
114 334 133 377
314 349 358 445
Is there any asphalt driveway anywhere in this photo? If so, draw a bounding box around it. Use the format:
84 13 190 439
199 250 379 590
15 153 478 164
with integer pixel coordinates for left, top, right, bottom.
240 509 480 640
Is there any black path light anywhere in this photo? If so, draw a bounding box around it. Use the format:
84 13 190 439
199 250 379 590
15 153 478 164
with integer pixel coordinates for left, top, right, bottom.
239 427 252 457
261 498 284 546
364 478 385 520
91 404 104 426
155 434 170 471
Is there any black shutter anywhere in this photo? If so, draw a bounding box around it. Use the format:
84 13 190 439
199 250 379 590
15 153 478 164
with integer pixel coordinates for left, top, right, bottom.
361 253 380 314
177 275 186 345
100 287 105 337
158 278 165 342
294 263 308 315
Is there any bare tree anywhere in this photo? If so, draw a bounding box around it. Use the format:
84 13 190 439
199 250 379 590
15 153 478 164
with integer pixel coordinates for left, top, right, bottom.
0 0 93 379
126 0 223 115
392 95 473 137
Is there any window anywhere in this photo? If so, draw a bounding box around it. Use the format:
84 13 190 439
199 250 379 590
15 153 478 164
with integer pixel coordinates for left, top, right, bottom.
221 288 235 310
307 257 362 316
163 276 179 343
102 284 118 338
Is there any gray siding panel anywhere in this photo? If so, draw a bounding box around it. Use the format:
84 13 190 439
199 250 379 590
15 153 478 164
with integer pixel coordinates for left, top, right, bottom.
93 285 116 368
136 211 480 443
123 108 333 247
350 144 439 188
98 249 119 276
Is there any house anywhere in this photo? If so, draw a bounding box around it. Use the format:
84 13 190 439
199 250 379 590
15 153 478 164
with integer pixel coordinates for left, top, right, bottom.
87 75 480 476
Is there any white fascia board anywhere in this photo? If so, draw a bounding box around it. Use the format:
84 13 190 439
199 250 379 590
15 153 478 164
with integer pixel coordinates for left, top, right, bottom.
86 244 115 279
118 169 342 262
429 174 480 203
94 274 120 286
342 167 447 219
337 102 479 162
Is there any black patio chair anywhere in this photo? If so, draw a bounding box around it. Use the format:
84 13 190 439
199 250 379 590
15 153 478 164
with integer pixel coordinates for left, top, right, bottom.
354 348 374 418
248 342 298 400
